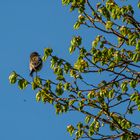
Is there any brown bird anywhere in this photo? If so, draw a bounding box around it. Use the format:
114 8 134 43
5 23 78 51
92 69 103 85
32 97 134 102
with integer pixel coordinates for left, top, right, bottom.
29 52 43 77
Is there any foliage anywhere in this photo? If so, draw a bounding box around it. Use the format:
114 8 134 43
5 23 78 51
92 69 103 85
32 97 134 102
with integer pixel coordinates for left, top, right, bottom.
9 0 140 139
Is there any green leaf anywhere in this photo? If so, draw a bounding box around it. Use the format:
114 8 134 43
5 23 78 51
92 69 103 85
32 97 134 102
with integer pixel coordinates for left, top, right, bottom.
50 56 58 69
138 2 140 8
117 94 122 101
132 53 140 62
74 59 88 72
88 130 94 136
78 5 85 14
121 134 131 140
44 80 51 90
87 91 95 99
85 115 91 124
69 99 76 106
55 83 64 96
62 0 71 5
70 69 77 78
64 82 71 90
18 79 28 90
36 91 42 102
77 122 83 129
138 104 140 111
69 45 76 54
64 62 71 73
43 48 53 61
67 125 75 136
114 82 119 88
92 36 101 48
129 80 137 88
108 89 114 98
73 21 81 30
71 36 82 46
55 103 63 114
110 124 116 131
105 21 113 30
78 15 85 22
34 77 42 86
89 121 94 129
98 6 110 20
121 81 128 93
77 91 82 97
78 100 84 111
63 105 69 112
75 130 84 139
56 75 65 81
120 119 130 129
89 120 100 133
54 67 63 76
130 92 137 101
9 71 17 84
136 40 140 51
41 91 54 104
32 82 38 90
92 40 98 48
128 32 139 46
31 77 42 90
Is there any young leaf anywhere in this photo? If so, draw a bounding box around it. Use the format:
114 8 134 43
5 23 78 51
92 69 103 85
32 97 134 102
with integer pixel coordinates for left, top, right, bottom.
18 79 28 90
36 91 42 102
73 21 81 30
67 125 75 136
85 115 91 124
9 71 17 84
105 21 113 30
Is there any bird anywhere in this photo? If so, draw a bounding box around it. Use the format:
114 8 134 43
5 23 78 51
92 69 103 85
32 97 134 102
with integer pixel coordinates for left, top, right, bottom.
29 52 43 77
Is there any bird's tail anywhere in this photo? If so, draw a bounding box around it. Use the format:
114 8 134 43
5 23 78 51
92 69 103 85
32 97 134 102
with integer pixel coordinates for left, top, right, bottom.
30 70 34 77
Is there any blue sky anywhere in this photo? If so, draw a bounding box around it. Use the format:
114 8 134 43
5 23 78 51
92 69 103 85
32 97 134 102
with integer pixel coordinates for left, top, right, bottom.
0 1 82 140
0 1 140 140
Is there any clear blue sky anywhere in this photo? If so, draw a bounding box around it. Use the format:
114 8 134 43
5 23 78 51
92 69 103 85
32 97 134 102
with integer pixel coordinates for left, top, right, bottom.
0 1 87 140
0 1 139 140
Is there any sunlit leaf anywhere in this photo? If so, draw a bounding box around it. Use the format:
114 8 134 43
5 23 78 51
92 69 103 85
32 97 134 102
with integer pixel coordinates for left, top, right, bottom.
18 79 28 90
9 71 17 84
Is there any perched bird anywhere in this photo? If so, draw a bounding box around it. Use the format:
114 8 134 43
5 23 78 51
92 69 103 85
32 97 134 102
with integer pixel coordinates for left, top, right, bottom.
29 52 43 77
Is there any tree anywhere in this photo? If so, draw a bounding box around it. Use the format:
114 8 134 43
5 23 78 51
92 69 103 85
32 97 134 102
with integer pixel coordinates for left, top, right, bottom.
9 0 140 139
